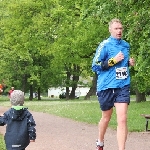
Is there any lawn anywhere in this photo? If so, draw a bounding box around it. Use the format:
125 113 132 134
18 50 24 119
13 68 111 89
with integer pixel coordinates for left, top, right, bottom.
0 134 6 150
0 95 149 132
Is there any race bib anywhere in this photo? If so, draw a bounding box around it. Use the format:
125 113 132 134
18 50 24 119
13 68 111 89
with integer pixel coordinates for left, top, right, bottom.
116 67 128 79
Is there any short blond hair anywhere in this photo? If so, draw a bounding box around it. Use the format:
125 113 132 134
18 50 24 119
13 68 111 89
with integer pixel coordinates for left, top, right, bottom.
109 18 122 28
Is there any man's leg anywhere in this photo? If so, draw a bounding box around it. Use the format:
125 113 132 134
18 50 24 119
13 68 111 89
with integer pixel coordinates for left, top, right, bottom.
115 103 128 150
98 108 113 145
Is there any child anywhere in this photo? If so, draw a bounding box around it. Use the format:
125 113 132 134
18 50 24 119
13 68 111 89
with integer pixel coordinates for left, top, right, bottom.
0 90 36 150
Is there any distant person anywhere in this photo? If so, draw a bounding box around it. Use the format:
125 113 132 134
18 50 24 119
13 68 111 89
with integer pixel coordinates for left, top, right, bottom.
0 82 7 95
8 87 14 98
0 84 3 94
0 90 36 150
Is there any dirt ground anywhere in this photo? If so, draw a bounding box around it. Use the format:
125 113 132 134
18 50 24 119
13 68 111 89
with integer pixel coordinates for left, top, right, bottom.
0 106 150 150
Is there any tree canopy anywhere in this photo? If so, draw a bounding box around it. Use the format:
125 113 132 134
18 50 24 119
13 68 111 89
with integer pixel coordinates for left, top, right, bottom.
0 0 150 101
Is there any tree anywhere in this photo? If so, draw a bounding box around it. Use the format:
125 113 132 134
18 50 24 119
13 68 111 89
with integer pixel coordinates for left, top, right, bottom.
0 0 56 99
1 0 150 102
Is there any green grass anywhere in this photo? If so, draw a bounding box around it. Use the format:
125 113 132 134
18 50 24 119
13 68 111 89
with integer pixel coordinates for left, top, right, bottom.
0 95 149 132
0 95 150 149
0 134 6 150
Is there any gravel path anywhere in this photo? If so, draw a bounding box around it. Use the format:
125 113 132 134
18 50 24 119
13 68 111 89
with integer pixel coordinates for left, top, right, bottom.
0 106 150 150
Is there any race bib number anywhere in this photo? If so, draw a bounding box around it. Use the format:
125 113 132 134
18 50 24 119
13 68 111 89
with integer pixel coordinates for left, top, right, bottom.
116 67 128 79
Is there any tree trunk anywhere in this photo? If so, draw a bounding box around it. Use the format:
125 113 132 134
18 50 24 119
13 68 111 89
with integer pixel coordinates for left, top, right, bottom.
37 87 41 100
29 85 33 100
84 73 97 100
69 65 80 99
66 71 71 100
22 74 27 93
135 89 146 102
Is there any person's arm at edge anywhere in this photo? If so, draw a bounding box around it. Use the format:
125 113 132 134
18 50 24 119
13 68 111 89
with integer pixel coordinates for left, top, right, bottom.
129 58 135 66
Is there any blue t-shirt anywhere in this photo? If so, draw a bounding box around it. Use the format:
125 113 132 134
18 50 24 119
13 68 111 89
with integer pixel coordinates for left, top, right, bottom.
92 36 130 91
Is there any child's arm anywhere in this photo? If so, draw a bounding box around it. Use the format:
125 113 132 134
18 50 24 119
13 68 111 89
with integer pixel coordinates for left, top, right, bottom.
0 113 7 126
27 112 36 141
30 140 35 142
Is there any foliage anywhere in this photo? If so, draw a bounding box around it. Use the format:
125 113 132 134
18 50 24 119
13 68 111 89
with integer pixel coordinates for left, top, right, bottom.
0 0 150 100
0 0 59 92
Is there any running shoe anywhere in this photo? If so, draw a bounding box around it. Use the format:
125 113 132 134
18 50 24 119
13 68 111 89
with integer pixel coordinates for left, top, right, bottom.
96 140 104 150
96 145 103 150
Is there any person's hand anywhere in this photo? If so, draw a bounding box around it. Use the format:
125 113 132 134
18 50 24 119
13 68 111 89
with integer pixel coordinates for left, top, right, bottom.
30 140 35 142
114 51 124 63
129 58 135 66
